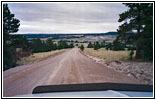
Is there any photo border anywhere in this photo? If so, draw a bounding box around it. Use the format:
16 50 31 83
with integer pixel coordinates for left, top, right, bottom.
1 1 155 99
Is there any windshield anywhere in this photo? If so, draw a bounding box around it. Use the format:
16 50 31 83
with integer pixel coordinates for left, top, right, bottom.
2 2 153 98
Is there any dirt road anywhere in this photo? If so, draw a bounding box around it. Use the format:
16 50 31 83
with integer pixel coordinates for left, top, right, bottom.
3 48 141 97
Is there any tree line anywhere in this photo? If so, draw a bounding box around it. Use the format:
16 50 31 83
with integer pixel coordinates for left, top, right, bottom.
31 38 74 53
87 41 135 51
11 36 74 53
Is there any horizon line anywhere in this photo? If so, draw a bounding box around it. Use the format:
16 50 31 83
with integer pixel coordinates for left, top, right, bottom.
10 31 117 35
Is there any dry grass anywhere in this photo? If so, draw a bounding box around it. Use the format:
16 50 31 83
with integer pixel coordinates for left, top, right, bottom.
84 48 134 62
17 49 67 65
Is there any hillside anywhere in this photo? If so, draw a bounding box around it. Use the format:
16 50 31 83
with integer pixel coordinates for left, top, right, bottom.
10 32 117 39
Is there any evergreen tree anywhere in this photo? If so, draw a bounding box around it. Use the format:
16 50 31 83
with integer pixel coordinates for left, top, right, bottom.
75 44 79 46
105 43 113 50
53 43 57 50
80 45 84 51
94 41 100 50
87 42 93 48
112 39 125 51
3 44 17 70
69 43 74 48
45 38 54 51
3 4 20 70
117 3 153 60
101 40 106 48
3 4 20 43
11 35 31 51
31 38 44 53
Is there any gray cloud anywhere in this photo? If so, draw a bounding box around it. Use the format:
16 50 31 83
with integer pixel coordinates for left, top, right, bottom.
7 3 128 33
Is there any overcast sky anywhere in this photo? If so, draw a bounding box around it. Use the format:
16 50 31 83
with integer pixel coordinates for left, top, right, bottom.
8 3 128 34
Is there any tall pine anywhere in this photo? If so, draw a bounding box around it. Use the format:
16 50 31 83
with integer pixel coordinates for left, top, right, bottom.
3 4 20 70
117 3 153 60
3 4 20 43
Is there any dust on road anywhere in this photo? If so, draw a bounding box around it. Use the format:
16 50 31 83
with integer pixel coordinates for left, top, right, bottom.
3 48 141 97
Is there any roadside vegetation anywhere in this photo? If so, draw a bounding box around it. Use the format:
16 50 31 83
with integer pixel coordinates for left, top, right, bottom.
30 38 74 53
17 49 66 65
79 45 84 51
86 41 135 60
84 48 133 62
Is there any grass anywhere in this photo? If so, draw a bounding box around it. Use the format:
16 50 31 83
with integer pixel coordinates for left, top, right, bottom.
17 49 67 65
84 48 135 62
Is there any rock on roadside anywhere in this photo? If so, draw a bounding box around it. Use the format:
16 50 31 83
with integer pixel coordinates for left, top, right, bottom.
84 53 153 85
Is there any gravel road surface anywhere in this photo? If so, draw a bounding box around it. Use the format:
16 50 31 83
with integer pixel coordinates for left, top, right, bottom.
3 48 141 97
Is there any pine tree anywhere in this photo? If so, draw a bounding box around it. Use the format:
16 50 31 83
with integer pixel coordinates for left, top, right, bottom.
94 41 100 50
80 45 84 51
46 38 54 51
117 3 153 60
69 43 74 48
112 39 125 51
32 38 44 53
3 4 20 43
87 42 93 48
3 4 20 70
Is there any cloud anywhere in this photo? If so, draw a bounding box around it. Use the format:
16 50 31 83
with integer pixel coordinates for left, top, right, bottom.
7 3 128 33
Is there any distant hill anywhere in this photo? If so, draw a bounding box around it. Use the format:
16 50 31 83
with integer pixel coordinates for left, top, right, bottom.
83 32 117 36
11 32 117 39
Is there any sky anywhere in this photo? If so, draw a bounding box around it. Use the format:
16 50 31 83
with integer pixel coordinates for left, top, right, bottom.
7 3 128 34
